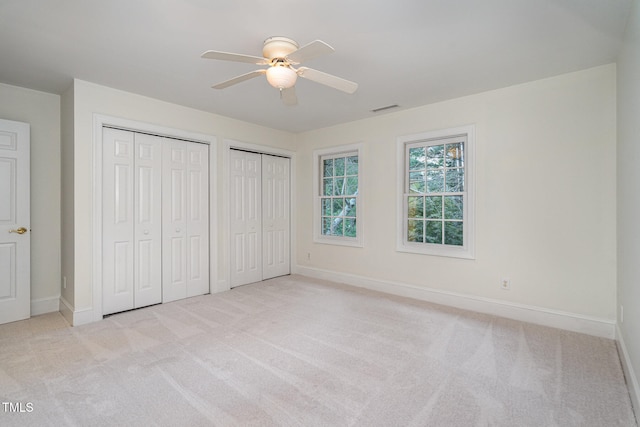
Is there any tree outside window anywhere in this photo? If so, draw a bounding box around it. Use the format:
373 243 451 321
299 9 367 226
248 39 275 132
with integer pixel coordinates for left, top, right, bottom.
321 154 358 237
313 144 364 247
397 126 475 259
407 140 464 246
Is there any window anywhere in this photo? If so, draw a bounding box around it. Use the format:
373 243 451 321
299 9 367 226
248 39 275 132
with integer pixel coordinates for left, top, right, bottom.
397 126 475 258
313 144 363 247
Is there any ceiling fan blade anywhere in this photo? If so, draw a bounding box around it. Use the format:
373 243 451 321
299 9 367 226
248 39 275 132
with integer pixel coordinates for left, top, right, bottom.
286 40 334 64
212 69 266 89
297 67 358 94
201 50 268 65
280 87 298 106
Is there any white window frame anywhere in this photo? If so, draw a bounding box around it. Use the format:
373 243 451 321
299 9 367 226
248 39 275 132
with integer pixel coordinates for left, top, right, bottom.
396 125 475 259
313 143 364 247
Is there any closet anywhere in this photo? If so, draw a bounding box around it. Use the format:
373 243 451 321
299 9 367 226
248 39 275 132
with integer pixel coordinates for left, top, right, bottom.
102 128 209 315
230 149 290 288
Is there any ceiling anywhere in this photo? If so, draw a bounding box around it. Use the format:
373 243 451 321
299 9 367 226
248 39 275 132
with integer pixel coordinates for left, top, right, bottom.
0 0 633 133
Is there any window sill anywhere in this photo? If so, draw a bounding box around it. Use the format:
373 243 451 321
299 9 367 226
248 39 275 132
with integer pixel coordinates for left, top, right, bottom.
396 243 475 259
314 236 364 248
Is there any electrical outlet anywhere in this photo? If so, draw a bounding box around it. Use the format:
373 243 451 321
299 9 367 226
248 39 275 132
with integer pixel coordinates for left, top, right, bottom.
500 278 511 290
307 252 311 261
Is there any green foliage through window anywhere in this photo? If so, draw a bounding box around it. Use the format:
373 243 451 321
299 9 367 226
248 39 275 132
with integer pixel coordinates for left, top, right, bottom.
321 154 358 238
406 139 465 246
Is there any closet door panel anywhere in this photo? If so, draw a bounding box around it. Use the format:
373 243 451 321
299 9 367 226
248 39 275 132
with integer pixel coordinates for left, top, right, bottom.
230 150 262 287
186 143 209 297
262 155 290 280
133 133 162 308
162 140 188 303
102 128 135 315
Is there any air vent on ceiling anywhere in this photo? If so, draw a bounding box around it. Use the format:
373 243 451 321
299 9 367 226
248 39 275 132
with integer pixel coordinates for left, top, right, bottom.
370 104 399 113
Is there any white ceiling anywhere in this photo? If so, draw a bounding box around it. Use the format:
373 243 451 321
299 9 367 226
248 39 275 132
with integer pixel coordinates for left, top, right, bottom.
0 0 632 133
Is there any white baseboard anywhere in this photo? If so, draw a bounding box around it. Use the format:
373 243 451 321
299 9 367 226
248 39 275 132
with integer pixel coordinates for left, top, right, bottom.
617 325 640 417
58 296 94 326
71 306 95 326
59 296 73 325
296 266 616 339
31 295 61 316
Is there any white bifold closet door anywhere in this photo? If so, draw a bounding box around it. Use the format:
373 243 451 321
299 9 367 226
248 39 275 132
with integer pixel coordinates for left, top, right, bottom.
230 149 289 288
102 128 209 315
162 139 210 303
262 153 290 280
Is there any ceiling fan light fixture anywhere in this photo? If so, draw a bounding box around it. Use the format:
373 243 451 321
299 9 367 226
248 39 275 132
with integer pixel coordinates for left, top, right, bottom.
266 65 297 89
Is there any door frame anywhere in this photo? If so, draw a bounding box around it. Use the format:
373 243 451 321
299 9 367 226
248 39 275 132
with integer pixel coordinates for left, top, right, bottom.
222 139 296 291
92 114 217 323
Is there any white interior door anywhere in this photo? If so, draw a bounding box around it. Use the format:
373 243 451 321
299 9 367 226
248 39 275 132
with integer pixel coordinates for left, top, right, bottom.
104 128 165 314
0 119 30 325
163 139 210 302
262 155 290 280
185 142 210 297
103 128 210 314
133 133 163 308
162 140 187 302
230 150 262 287
103 128 135 314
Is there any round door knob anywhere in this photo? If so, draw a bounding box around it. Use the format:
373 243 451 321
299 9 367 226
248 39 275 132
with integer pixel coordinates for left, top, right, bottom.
143 230 149 235
176 228 181 233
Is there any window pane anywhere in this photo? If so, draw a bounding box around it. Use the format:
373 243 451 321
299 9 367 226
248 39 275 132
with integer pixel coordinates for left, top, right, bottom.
346 156 358 175
334 157 345 176
401 132 472 257
408 196 424 218
408 220 424 242
444 195 463 219
349 198 357 216
344 197 356 216
334 178 345 195
446 143 464 167
332 198 344 216
409 171 424 182
445 168 464 192
425 196 442 219
323 159 334 177
330 218 344 236
427 145 444 168
322 217 332 235
409 147 426 170
317 149 360 244
409 171 425 194
409 180 425 193
345 177 358 195
444 221 463 246
323 178 333 196
426 170 444 193
344 218 357 237
425 220 443 244
321 198 332 215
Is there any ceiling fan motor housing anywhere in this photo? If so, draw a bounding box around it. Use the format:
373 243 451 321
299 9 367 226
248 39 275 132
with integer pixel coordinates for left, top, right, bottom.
263 37 299 60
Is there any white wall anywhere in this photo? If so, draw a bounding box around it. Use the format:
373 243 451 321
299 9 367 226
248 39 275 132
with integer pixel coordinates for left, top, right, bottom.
63 79 296 316
0 83 61 314
617 0 640 413
296 65 617 332
60 83 74 309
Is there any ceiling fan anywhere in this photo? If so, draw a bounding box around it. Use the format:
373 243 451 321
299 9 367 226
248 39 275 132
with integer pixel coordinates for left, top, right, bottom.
201 36 358 106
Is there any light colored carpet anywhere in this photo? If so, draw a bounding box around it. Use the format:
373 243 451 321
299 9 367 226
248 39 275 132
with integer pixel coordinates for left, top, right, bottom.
0 275 636 426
